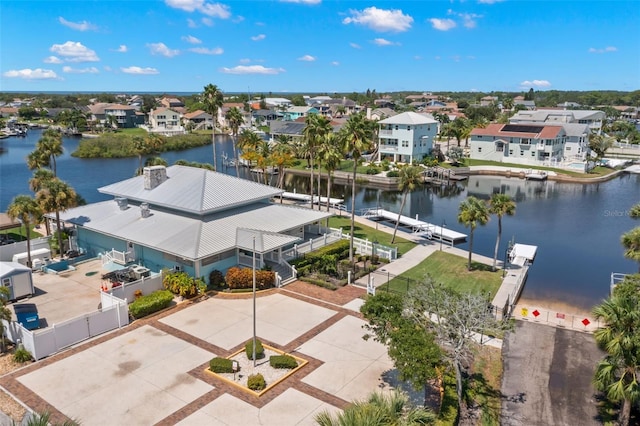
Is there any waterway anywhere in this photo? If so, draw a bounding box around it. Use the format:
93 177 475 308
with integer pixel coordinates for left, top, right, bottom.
1 130 638 312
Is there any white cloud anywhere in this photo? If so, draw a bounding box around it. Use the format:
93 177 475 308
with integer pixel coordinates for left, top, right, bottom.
62 66 99 74
520 80 552 88
429 18 457 31
478 0 504 4
165 0 231 18
103 66 112 71
43 56 63 64
50 41 99 62
182 35 202 44
459 12 482 28
189 47 224 55
239 58 251 64
3 68 59 80
279 0 321 4
58 17 97 31
343 7 413 32
220 65 285 75
588 46 617 54
349 42 361 49
115 45 128 53
298 54 316 61
251 34 266 41
147 42 180 57
331 61 339 66
121 66 159 75
233 16 245 23
373 38 398 46
187 18 198 28
202 17 213 26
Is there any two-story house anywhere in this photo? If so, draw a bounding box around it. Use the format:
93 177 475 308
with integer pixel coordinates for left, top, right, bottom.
510 109 605 134
283 106 318 121
469 123 567 166
148 108 182 132
104 104 143 128
377 112 437 163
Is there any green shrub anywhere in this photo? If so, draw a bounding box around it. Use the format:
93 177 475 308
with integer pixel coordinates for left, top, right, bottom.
386 170 400 177
129 290 174 319
13 345 32 363
163 271 206 298
209 269 225 288
247 373 266 391
225 267 275 290
269 354 298 369
209 357 234 373
365 167 379 175
245 339 265 360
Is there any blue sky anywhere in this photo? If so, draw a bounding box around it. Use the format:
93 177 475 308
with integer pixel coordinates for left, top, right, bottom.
1 0 639 94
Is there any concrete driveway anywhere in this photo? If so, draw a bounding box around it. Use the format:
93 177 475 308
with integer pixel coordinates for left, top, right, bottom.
3 289 397 425
501 321 605 426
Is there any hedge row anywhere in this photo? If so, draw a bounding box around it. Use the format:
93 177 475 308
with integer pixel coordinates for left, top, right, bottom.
209 357 234 373
129 290 174 319
291 240 350 269
226 267 275 290
269 354 298 369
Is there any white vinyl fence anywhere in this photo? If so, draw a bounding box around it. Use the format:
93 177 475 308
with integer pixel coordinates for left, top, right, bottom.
2 292 128 361
104 273 163 302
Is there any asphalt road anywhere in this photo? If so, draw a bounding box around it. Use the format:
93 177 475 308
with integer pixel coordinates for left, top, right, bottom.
501 321 605 426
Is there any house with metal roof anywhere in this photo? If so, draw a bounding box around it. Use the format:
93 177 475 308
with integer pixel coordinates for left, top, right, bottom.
56 165 331 283
377 112 437 163
509 109 605 134
470 123 567 166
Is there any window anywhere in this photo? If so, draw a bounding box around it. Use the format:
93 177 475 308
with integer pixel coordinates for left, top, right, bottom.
509 150 514 155
402 140 409 147
566 146 572 151
496 144 504 152
407 126 411 130
520 150 524 156
395 125 399 130
478 147 482 152
2 278 11 287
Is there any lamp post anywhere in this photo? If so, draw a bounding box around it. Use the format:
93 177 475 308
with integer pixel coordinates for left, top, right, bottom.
372 239 378 264
440 219 446 251
503 245 509 278
252 236 257 367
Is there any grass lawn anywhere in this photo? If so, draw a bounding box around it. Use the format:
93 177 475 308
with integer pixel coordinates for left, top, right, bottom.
463 159 613 178
468 344 503 426
382 250 503 297
327 216 416 256
115 128 148 136
0 226 40 241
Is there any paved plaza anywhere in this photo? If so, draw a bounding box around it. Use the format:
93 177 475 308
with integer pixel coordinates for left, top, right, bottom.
0 285 401 425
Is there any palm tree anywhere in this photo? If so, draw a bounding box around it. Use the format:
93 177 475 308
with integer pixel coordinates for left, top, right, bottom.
36 178 77 256
255 140 273 184
391 166 422 244
592 284 640 426
621 227 640 272
317 133 344 212
271 136 295 189
340 113 373 263
488 193 516 271
237 129 262 167
7 195 43 268
629 203 640 219
202 83 224 170
314 390 435 426
28 129 63 176
457 196 490 271
132 136 147 175
225 106 244 175
303 114 332 210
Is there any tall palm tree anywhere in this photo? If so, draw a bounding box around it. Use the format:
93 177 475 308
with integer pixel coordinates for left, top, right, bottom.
630 203 640 219
271 136 295 189
317 133 344 212
28 169 55 235
303 114 333 210
132 136 147 176
488 193 516 272
202 84 224 170
592 284 640 426
225 106 244 175
36 178 77 257
7 195 43 268
27 129 63 176
391 166 422 244
621 227 640 272
340 113 373 263
255 140 273 185
457 196 490 271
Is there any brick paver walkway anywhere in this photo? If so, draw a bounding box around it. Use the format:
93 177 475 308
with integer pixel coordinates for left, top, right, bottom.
0 283 369 425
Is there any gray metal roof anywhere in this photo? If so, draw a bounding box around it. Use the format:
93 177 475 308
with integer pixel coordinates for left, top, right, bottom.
59 200 330 260
269 121 306 136
379 111 437 125
99 165 283 215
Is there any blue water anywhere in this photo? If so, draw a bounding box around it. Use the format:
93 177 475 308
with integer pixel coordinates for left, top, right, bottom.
1 129 638 311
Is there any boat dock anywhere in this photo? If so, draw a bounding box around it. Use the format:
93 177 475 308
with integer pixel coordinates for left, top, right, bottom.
524 170 548 181
279 191 344 207
362 208 467 245
491 243 538 319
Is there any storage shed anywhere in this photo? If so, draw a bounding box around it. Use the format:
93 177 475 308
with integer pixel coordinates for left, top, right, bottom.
0 261 35 300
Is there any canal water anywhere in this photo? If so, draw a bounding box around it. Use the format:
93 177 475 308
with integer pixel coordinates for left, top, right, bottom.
1 130 638 312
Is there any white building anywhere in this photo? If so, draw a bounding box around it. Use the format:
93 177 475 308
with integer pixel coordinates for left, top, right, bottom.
510 109 605 134
377 112 437 163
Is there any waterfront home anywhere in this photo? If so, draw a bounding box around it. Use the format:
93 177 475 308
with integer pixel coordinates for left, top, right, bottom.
509 109 605 134
147 108 185 134
377 111 437 163
469 123 567 166
283 106 318 121
54 165 330 282
182 110 212 131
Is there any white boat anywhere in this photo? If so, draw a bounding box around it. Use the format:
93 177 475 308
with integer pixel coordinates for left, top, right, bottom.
525 170 548 181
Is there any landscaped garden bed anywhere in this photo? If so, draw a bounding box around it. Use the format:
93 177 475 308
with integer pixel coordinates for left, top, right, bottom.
205 339 307 396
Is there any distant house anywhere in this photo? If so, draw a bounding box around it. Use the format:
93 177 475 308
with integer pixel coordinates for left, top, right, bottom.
159 97 185 109
513 96 536 110
470 123 567 166
283 106 318 121
377 112 437 163
253 109 281 124
148 108 183 133
269 120 306 143
105 104 143 128
264 98 292 109
405 93 440 103
480 96 499 106
182 110 212 130
55 165 330 281
510 109 605 134
368 108 397 121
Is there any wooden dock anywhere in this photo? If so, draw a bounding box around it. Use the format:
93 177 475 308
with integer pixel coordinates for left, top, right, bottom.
279 191 344 207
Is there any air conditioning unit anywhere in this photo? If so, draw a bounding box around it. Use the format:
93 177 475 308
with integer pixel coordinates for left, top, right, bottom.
130 265 151 280
140 203 151 218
